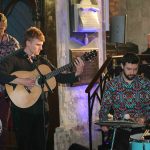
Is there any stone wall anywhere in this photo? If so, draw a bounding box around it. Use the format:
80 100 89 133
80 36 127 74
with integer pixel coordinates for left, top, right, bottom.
54 0 105 149
109 0 150 52
125 0 150 52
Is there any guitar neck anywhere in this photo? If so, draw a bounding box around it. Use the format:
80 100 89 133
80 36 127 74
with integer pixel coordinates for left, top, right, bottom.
46 62 74 79
44 50 97 80
46 55 85 79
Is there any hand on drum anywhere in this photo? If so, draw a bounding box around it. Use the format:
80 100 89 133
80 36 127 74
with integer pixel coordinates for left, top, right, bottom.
134 117 145 125
124 114 146 125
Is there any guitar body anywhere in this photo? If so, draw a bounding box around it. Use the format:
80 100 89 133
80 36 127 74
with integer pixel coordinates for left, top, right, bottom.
4 50 97 108
5 64 56 108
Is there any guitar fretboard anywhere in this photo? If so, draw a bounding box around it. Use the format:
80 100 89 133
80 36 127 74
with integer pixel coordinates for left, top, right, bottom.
45 55 85 79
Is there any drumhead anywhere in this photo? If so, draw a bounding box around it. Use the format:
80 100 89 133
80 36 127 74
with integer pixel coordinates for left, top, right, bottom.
130 133 150 143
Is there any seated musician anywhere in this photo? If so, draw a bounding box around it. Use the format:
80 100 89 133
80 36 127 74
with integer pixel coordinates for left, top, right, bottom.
99 53 150 150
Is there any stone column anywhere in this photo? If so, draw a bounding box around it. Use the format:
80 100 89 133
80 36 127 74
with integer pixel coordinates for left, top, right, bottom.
54 0 105 149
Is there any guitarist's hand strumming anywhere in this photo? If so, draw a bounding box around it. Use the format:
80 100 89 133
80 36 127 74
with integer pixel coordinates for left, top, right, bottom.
11 77 36 90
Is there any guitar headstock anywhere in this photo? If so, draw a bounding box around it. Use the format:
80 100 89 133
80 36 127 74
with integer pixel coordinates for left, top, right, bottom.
82 50 97 62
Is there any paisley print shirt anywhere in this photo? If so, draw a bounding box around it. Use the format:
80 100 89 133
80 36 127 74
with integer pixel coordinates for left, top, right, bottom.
0 33 20 92
99 75 150 121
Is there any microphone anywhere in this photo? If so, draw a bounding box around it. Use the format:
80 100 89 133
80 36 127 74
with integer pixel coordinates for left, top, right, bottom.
37 75 46 86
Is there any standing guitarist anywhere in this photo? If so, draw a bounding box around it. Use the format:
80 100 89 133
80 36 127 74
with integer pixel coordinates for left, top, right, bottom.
0 26 84 150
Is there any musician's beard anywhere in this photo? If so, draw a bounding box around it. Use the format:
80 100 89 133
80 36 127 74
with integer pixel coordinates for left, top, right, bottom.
123 71 136 81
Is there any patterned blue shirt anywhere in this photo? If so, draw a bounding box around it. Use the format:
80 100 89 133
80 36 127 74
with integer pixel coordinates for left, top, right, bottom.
99 75 150 121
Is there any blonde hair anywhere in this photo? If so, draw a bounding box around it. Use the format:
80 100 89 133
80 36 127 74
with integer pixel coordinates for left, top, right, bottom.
0 13 7 27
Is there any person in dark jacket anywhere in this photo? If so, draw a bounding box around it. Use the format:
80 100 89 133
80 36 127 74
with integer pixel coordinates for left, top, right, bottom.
0 26 84 150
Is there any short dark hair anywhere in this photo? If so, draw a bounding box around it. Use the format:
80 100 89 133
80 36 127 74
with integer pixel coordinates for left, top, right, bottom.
121 53 140 66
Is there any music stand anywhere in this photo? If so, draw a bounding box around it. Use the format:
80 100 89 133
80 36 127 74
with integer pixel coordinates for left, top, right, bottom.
110 127 117 150
95 120 144 150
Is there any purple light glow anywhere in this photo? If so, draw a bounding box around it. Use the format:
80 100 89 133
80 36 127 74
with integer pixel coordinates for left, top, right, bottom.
71 85 88 124
78 27 99 32
70 37 85 45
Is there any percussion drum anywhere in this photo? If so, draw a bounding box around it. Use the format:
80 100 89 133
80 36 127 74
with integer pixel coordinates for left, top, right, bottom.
130 133 150 150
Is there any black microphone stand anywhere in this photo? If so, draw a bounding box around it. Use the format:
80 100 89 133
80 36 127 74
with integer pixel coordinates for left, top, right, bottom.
30 56 53 150
32 55 54 93
39 54 57 70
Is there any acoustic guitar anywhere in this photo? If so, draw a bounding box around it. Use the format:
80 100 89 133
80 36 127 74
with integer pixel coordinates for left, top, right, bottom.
5 50 97 108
